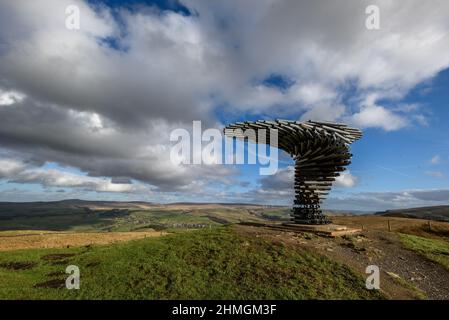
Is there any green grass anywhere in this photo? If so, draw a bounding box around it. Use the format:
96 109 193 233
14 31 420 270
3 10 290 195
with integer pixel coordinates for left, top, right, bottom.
400 233 449 270
0 227 383 300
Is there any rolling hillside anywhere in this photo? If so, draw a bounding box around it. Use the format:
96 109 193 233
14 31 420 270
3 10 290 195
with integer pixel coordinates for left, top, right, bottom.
0 226 383 300
0 200 291 232
1 201 449 299
376 206 449 221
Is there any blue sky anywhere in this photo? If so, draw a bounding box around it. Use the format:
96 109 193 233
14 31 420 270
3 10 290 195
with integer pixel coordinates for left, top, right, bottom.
0 0 449 211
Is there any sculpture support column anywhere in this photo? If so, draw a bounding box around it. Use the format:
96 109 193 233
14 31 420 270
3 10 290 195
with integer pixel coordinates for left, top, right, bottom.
291 159 331 225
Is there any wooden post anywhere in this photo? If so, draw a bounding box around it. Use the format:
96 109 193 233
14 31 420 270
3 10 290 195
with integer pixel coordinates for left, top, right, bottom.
388 220 391 232
428 220 432 232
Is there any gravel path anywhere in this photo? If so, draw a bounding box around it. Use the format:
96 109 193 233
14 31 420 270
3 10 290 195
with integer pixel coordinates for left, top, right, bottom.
309 230 449 299
235 225 449 299
365 231 449 299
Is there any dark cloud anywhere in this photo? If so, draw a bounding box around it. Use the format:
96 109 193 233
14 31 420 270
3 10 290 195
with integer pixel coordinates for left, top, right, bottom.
1 0 449 201
410 190 449 201
259 166 294 191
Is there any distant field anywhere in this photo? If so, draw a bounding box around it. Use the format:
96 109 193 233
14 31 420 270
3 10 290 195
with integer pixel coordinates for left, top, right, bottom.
0 231 166 251
0 200 290 232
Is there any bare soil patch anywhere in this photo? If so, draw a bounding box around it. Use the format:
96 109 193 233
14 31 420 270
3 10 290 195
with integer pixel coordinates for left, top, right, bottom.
0 261 37 270
45 271 66 277
41 253 77 261
34 279 66 289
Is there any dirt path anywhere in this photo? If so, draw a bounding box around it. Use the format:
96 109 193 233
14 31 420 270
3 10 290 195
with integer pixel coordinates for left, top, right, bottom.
234 224 449 299
360 231 449 299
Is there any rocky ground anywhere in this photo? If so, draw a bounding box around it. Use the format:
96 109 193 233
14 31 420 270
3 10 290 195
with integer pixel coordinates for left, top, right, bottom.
234 223 449 299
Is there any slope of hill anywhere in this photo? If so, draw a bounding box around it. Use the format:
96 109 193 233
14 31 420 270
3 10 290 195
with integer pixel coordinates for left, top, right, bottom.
2 201 449 299
375 206 449 221
0 226 383 300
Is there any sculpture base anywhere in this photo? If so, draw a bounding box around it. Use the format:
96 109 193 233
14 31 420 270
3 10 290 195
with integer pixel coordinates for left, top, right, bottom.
290 218 332 225
280 223 362 238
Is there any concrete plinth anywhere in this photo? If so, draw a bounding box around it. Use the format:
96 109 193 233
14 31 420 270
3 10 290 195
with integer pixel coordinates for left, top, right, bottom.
278 223 362 238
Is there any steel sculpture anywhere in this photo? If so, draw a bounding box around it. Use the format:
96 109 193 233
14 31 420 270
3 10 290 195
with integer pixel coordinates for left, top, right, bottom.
224 120 362 225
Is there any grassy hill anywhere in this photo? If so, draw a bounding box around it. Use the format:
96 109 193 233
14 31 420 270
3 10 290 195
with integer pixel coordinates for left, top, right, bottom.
0 226 382 300
375 206 449 222
2 202 449 299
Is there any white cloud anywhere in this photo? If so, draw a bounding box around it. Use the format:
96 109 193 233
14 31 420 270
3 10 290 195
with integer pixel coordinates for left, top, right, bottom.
300 104 346 122
182 0 449 122
70 110 104 129
350 100 408 131
0 159 27 177
0 90 25 106
289 83 337 106
430 155 441 164
334 170 358 188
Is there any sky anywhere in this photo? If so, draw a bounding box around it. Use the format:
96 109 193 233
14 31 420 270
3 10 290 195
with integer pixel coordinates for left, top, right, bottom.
0 0 449 211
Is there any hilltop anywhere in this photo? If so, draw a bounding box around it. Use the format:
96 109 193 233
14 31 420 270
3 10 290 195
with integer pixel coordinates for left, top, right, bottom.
1 201 449 299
